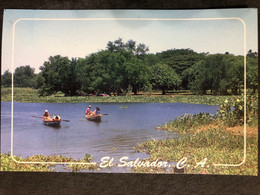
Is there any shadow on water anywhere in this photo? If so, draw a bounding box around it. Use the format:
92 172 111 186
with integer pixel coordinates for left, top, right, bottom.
43 124 62 130
81 118 102 126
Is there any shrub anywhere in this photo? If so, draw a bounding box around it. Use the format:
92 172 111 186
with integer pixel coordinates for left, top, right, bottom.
217 93 258 126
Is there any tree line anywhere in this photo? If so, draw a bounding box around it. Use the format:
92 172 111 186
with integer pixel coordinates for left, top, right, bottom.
1 38 258 96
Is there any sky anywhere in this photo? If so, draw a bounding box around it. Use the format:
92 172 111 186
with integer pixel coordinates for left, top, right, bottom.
1 9 258 73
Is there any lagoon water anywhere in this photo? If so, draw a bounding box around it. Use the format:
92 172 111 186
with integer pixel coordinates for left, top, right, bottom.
1 101 219 172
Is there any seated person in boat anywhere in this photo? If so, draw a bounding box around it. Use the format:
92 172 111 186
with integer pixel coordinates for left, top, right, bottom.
94 107 101 116
85 105 93 116
53 115 61 121
42 110 53 121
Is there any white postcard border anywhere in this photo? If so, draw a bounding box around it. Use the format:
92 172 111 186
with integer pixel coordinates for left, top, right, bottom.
10 17 247 168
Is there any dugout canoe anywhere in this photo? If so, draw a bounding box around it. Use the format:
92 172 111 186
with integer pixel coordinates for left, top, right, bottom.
42 116 61 127
85 114 102 122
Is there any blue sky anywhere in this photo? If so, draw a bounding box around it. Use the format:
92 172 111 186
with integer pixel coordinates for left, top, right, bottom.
1 9 258 73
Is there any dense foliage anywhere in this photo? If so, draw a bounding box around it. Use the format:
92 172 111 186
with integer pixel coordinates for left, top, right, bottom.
1 38 258 96
1 70 12 87
1 66 37 88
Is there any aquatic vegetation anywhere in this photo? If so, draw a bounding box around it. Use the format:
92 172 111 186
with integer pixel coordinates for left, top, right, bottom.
2 87 237 105
0 153 98 172
158 94 258 134
135 94 258 175
0 153 54 172
134 127 257 175
157 113 217 134
82 153 93 162
172 95 235 105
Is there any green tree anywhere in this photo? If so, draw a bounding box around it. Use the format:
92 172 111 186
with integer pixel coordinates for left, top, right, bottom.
189 54 244 95
247 49 258 58
247 56 258 93
226 56 244 95
188 60 209 94
156 49 204 74
14 65 37 88
143 53 160 67
123 58 149 95
84 49 149 95
106 38 149 57
86 50 124 95
149 63 181 95
74 57 94 94
1 70 12 87
106 38 124 52
135 43 149 58
125 39 136 53
156 49 205 89
38 55 81 96
36 72 44 89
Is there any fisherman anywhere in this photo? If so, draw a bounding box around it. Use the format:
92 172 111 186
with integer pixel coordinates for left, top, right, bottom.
42 110 52 121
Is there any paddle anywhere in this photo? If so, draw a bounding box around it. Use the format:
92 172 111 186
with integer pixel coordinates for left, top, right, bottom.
32 116 42 118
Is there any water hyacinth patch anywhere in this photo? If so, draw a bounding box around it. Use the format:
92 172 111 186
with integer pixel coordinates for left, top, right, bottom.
157 113 217 134
2 87 236 105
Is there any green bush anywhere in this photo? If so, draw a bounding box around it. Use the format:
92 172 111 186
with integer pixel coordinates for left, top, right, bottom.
217 93 258 126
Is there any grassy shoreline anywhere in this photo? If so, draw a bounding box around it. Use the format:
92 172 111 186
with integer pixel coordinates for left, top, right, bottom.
133 93 258 175
134 113 258 175
134 126 257 175
0 153 98 172
1 87 237 105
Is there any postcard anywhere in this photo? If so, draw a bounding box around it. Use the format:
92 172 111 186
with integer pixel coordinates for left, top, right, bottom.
1 9 258 175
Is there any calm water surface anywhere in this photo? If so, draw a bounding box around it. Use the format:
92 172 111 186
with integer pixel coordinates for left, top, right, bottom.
1 102 219 172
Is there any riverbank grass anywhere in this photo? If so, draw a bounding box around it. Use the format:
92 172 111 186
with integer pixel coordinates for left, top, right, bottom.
2 87 237 105
0 153 98 172
134 94 258 175
135 125 257 175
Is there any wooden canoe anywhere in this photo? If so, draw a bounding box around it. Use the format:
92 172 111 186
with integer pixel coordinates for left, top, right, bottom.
85 114 102 122
42 116 61 127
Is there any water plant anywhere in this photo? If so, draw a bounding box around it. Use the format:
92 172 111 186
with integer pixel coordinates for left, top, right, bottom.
157 113 216 134
2 87 238 105
135 94 258 175
134 127 257 175
82 153 93 162
0 153 98 172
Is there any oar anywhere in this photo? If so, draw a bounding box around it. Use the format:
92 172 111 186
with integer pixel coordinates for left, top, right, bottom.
62 119 70 122
32 116 42 118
